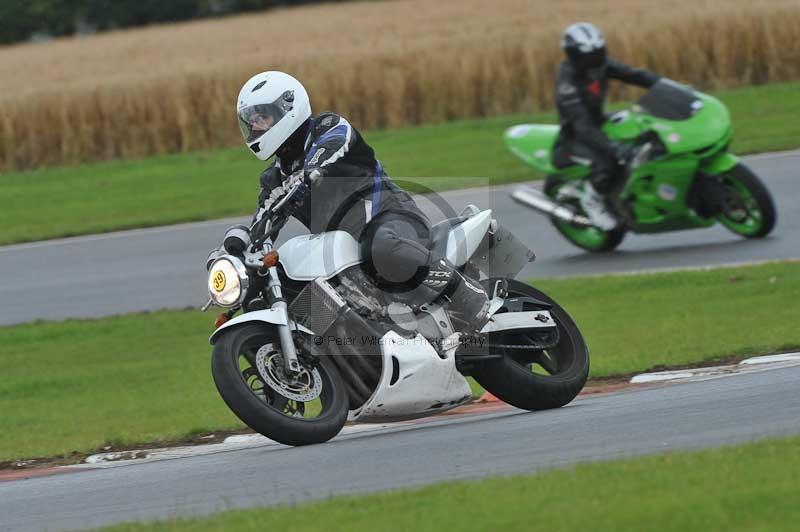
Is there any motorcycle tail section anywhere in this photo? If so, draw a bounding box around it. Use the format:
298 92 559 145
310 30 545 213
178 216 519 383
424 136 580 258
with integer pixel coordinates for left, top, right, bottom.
503 124 561 174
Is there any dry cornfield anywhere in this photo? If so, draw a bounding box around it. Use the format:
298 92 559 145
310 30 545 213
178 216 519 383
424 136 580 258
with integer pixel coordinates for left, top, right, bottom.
1 0 800 171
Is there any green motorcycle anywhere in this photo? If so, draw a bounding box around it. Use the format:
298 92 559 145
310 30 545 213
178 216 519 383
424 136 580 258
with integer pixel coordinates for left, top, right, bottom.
505 79 776 252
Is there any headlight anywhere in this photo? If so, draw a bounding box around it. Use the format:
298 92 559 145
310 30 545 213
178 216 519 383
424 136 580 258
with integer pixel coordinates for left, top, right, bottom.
207 255 249 308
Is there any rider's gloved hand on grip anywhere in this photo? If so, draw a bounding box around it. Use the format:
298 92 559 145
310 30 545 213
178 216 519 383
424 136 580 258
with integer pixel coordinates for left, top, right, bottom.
286 168 323 207
289 180 309 206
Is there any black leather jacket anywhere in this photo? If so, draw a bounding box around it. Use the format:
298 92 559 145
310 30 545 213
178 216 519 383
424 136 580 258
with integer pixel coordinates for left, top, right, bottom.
555 59 660 156
254 112 426 239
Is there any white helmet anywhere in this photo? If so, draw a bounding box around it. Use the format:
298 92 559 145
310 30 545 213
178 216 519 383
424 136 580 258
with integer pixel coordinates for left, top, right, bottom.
236 71 312 161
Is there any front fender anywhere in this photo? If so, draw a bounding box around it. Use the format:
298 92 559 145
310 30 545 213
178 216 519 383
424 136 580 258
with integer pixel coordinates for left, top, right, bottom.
209 308 314 345
700 152 740 175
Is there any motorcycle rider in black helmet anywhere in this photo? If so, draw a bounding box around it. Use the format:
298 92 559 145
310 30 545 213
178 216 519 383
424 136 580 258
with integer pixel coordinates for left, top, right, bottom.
554 22 661 230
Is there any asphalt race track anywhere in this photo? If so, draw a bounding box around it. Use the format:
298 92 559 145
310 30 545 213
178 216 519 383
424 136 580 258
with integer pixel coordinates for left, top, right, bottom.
2 151 798 326
2 364 799 531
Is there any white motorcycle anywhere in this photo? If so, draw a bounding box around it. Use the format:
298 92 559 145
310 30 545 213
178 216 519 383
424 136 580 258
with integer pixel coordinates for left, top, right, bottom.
204 178 589 446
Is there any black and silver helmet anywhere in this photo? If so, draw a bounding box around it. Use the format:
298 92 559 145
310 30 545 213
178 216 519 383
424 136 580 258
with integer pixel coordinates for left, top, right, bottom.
561 22 607 73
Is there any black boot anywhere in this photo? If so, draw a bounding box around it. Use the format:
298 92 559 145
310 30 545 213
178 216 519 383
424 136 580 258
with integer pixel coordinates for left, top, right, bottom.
395 259 490 332
443 269 491 332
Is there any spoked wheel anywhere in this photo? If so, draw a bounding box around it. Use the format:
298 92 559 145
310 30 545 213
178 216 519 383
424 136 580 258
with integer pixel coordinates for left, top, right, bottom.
544 176 626 252
472 279 589 410
212 324 348 446
716 164 776 238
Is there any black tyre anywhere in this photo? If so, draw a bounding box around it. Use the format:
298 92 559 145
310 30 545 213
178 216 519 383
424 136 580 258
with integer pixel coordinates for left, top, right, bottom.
717 164 776 238
544 175 626 252
472 280 589 410
211 324 349 446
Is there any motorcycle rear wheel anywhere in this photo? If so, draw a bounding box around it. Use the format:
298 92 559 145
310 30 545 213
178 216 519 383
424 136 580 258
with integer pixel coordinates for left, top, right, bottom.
544 175 626 252
472 280 589 411
212 324 349 446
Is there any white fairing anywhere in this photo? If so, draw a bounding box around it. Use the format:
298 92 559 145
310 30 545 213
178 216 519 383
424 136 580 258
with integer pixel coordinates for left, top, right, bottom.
446 209 492 266
351 331 473 422
277 231 361 281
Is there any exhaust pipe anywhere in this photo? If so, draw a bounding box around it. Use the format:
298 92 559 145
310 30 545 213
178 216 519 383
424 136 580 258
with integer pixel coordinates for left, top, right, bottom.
511 186 592 226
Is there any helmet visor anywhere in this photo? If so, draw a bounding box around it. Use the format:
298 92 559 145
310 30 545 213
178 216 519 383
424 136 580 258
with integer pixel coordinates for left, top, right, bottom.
578 47 607 71
237 91 295 143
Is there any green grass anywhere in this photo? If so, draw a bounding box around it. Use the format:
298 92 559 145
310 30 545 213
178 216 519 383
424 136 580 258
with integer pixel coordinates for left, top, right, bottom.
1 262 798 462
102 435 800 532
0 311 242 462
3 82 800 245
538 261 800 377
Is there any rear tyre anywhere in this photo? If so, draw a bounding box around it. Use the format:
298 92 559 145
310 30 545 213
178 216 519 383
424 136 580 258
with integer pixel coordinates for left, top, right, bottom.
716 164 776 238
544 175 626 252
212 324 349 446
472 280 589 410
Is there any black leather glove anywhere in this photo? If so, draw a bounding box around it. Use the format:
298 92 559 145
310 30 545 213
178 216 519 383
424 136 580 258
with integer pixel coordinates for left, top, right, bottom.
288 179 309 206
288 168 323 207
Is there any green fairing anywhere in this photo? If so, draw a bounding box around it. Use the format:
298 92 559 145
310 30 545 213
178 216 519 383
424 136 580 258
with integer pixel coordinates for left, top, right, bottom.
503 81 757 237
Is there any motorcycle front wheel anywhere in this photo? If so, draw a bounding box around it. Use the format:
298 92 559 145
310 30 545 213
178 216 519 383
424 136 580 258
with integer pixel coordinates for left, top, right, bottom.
472 280 589 411
211 324 349 446
716 164 776 238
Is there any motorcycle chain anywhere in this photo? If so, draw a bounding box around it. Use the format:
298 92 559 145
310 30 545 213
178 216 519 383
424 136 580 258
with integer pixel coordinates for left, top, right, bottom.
460 334 559 352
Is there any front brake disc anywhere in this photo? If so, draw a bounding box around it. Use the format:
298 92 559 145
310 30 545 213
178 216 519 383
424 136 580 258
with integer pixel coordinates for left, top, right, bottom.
256 344 323 402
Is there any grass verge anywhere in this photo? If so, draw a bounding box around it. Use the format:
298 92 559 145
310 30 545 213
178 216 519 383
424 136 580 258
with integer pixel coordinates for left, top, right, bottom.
3 82 800 245
1 261 798 462
101 435 800 532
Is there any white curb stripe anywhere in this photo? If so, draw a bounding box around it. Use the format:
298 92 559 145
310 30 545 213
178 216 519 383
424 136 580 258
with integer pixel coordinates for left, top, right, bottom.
739 352 800 365
630 368 734 384
80 422 396 468
630 352 800 384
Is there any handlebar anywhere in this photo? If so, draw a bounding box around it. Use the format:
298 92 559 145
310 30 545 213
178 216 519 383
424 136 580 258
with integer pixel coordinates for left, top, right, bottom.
270 179 306 213
249 176 308 249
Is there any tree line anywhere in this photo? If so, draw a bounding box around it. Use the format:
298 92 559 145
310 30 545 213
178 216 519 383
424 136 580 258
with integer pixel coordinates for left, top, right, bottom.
0 1 346 45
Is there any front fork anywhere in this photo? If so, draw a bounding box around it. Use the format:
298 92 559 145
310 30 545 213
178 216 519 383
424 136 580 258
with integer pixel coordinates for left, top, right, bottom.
265 264 302 374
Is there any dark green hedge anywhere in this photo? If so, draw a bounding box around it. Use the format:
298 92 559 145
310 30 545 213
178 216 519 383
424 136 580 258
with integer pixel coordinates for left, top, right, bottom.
0 1 347 45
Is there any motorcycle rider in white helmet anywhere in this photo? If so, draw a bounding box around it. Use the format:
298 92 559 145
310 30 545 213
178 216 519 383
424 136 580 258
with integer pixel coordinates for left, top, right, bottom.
235 71 488 331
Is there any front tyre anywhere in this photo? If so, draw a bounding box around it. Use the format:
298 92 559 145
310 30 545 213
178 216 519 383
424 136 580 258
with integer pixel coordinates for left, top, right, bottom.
472 280 589 410
716 164 776 238
211 324 348 446
544 175 626 252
